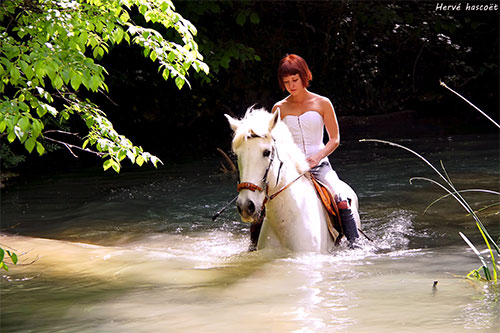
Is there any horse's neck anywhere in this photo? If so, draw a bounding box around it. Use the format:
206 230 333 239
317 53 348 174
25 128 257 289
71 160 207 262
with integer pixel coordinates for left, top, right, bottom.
269 156 302 190
267 163 312 213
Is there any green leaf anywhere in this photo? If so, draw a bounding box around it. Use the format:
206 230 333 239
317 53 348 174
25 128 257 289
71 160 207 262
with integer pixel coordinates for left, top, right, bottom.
18 117 30 132
90 75 101 92
25 137 36 153
31 119 43 138
70 74 82 91
37 105 47 117
103 159 113 171
0 248 4 263
10 66 21 84
236 11 247 26
175 76 185 89
79 31 88 47
36 142 45 155
85 117 95 128
53 75 63 90
0 262 8 272
7 131 16 143
113 27 124 44
117 149 127 161
150 50 157 62
93 46 103 58
9 252 18 265
21 60 34 80
61 69 71 85
162 68 170 81
249 12 260 24
34 61 46 79
136 155 145 166
112 162 120 173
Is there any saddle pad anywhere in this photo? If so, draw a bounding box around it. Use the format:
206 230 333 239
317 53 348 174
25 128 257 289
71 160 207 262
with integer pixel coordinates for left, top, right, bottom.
311 177 342 243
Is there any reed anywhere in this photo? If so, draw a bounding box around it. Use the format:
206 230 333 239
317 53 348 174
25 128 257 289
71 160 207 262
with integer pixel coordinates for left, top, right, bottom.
360 82 499 284
360 138 499 283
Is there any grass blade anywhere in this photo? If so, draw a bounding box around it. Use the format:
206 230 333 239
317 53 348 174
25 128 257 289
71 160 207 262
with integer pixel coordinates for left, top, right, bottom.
440 81 500 129
460 232 492 281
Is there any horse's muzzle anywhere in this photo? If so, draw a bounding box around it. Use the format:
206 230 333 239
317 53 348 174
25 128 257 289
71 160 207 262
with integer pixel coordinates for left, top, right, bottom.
236 198 259 222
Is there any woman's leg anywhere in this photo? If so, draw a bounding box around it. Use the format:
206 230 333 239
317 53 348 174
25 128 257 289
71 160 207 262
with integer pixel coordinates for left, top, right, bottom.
311 162 360 247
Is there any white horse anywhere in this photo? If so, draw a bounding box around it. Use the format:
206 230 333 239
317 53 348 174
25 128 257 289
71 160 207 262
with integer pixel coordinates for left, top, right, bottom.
225 108 361 252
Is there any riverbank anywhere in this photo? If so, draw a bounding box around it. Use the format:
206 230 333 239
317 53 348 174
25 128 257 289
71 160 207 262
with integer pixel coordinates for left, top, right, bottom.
339 110 497 140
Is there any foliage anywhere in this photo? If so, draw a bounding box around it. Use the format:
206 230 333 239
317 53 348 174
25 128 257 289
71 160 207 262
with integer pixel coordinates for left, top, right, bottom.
0 143 25 169
0 0 208 172
175 0 261 80
0 246 18 271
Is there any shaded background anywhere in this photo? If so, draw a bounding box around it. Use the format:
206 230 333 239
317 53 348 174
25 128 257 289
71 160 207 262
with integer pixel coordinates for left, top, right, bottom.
9 0 500 170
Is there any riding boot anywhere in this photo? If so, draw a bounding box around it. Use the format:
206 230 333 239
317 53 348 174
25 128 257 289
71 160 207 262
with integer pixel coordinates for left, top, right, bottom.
338 200 360 249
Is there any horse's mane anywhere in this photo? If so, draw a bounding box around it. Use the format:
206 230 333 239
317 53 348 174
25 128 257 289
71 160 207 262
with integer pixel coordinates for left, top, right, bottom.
231 107 309 173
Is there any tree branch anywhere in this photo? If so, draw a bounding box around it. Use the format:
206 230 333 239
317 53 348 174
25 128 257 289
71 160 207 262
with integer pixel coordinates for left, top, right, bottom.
42 135 106 158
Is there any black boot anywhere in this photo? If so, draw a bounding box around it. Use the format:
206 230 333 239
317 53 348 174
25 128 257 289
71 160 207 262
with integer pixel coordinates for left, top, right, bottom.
338 201 360 249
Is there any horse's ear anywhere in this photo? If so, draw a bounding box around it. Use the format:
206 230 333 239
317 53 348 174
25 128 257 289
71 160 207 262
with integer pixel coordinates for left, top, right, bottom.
269 108 280 131
224 114 240 131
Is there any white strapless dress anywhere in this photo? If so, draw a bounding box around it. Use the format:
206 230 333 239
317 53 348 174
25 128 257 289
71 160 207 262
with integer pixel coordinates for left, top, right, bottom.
282 111 328 163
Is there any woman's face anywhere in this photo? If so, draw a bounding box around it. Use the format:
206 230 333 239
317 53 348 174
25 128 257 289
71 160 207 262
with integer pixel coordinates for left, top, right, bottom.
282 74 304 95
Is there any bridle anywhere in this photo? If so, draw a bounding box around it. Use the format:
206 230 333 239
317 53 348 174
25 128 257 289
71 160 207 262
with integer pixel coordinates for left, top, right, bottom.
236 140 308 204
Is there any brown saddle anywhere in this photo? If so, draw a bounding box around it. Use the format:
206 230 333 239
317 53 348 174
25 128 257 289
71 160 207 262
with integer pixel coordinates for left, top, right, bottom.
311 177 344 245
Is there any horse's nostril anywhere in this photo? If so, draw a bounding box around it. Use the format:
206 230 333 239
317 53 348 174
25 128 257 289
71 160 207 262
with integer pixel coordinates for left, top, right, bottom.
247 200 255 214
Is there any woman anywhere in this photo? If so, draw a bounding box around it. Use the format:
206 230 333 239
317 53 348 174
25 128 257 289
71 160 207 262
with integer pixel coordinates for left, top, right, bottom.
271 54 359 246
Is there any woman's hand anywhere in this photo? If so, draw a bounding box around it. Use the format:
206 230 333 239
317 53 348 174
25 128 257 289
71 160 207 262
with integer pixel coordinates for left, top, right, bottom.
306 154 322 169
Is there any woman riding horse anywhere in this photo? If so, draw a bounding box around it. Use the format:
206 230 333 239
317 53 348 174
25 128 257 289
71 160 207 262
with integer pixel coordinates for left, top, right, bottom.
270 54 360 247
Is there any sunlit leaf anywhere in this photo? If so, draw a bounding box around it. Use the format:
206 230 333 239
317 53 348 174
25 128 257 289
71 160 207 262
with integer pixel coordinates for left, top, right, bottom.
36 142 45 155
103 159 113 171
175 76 185 89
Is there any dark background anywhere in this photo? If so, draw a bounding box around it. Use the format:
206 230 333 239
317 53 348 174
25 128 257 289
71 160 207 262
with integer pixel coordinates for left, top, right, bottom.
11 0 500 170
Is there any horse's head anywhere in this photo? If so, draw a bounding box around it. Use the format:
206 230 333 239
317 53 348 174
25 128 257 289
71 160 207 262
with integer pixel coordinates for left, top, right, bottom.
225 108 279 222
225 107 309 223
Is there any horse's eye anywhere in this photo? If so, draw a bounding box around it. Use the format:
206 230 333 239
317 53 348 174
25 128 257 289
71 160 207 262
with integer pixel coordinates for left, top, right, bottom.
263 149 271 157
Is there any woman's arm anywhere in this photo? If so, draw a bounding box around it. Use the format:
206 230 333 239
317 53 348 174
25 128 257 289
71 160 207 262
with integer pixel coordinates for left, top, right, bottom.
306 98 339 168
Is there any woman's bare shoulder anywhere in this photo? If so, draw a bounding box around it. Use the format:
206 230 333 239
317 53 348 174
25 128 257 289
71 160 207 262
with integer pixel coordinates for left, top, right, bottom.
309 93 334 115
310 92 332 104
272 98 290 112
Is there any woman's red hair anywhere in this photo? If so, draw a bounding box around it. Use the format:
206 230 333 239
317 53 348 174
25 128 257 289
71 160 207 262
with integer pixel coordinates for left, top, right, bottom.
277 54 313 91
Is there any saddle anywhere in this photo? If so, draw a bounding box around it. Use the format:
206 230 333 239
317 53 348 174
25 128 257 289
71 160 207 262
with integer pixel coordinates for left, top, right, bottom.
311 177 345 245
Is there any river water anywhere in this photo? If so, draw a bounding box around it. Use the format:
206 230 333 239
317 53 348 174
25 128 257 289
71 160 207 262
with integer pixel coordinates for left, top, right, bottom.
1 134 499 332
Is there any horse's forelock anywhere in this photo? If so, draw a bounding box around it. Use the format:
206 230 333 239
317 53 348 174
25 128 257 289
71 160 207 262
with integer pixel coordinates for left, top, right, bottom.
231 108 309 173
231 108 273 150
